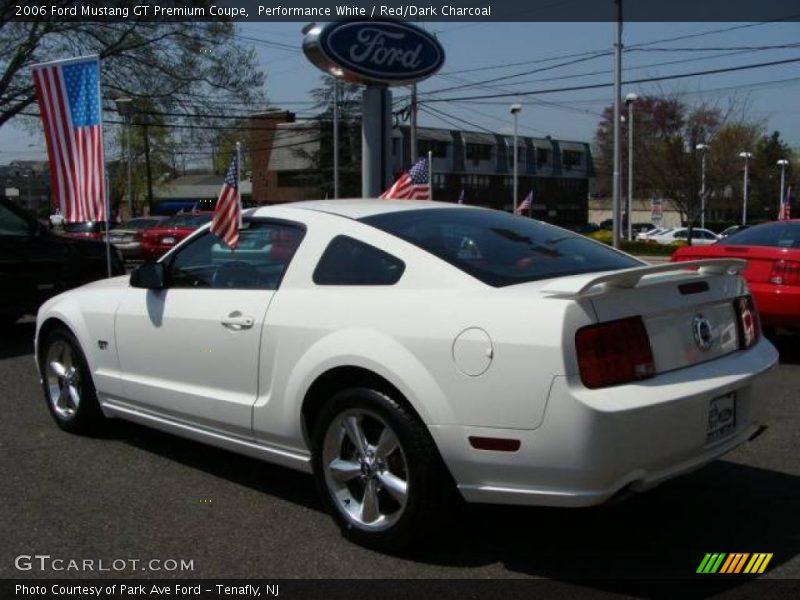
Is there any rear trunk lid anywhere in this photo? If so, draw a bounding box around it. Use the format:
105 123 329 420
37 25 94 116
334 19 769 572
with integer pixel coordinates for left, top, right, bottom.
543 259 747 374
677 245 780 284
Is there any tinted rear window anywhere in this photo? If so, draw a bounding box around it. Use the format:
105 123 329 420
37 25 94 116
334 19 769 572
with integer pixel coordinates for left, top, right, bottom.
160 214 211 228
361 208 641 287
122 218 163 230
720 222 800 249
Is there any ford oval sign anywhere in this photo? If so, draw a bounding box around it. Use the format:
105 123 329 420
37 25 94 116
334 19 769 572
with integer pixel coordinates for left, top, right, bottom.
303 20 445 86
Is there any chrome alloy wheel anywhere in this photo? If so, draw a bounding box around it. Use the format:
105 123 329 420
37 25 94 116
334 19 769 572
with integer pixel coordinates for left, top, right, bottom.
45 340 81 420
322 409 409 531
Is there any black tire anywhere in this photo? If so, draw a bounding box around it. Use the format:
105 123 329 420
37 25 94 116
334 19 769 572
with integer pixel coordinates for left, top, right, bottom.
311 387 455 551
38 326 105 435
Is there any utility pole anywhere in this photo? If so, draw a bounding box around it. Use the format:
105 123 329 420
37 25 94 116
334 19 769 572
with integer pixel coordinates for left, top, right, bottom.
625 92 637 240
410 83 418 163
778 159 789 217
333 77 340 199
143 118 153 215
612 0 623 248
739 151 751 225
697 143 709 229
510 103 522 213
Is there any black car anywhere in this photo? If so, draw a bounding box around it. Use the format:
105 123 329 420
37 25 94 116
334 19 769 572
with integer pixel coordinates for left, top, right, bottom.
0 198 125 326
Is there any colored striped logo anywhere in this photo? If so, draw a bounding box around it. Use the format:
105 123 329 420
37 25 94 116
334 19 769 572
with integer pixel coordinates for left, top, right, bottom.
696 553 773 574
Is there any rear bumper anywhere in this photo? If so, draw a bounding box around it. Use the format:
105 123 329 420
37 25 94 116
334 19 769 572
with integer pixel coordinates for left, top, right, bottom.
750 282 800 329
431 337 779 507
111 241 141 258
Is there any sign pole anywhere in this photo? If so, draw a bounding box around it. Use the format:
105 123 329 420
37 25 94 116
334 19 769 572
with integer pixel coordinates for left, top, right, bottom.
362 85 392 197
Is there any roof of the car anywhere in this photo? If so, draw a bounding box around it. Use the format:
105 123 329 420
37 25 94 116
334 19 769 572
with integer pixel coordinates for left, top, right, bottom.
250 199 478 220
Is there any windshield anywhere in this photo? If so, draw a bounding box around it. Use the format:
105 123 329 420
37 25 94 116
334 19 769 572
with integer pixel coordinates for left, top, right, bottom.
160 213 211 228
720 222 800 249
361 208 641 287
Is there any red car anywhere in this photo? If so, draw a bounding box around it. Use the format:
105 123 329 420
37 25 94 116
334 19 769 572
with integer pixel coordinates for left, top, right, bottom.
672 220 800 330
139 212 212 261
61 221 117 241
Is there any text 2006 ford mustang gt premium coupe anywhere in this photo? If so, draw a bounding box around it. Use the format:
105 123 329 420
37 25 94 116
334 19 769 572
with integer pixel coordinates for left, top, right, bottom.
35 200 777 549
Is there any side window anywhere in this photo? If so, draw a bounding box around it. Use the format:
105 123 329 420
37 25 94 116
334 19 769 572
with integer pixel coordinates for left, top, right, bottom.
674 230 687 239
313 235 405 286
167 221 304 290
0 203 32 237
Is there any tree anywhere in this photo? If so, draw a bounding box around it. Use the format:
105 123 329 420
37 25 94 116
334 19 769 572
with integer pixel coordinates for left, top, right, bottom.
593 94 764 228
750 131 795 219
0 7 265 128
293 76 363 199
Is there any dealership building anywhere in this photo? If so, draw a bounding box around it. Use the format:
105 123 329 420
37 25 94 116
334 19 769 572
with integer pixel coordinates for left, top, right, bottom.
249 110 594 227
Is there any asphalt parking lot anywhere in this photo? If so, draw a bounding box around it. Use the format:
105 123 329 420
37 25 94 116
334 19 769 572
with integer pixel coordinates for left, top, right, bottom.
0 319 798 587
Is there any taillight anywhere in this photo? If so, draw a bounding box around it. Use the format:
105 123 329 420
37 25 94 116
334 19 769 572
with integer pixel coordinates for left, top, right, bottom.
769 259 800 286
575 316 655 389
734 295 760 350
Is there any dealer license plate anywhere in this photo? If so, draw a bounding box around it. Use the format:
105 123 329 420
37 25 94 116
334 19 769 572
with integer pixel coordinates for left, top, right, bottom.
706 393 736 444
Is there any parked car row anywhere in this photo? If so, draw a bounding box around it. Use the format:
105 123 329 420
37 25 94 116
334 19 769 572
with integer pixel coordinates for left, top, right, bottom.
57 212 212 262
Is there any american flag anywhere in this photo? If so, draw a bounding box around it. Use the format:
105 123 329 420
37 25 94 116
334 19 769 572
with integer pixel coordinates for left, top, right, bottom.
515 189 533 215
210 151 241 248
779 186 791 221
32 56 106 223
380 157 431 200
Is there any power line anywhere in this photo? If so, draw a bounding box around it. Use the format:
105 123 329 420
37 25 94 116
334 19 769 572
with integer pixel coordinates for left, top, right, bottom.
421 57 800 103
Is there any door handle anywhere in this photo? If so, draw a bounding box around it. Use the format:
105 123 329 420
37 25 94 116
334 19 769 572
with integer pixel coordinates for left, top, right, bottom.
220 311 254 331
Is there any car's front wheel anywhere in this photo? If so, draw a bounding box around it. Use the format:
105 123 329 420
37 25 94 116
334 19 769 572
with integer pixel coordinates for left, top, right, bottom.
39 327 105 434
312 387 453 551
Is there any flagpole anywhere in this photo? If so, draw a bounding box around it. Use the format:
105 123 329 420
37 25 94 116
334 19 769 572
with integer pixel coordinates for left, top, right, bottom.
427 150 433 200
236 141 242 227
97 55 111 278
104 172 111 277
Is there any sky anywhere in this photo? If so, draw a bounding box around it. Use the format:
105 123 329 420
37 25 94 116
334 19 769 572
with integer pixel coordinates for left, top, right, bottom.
2 20 799 165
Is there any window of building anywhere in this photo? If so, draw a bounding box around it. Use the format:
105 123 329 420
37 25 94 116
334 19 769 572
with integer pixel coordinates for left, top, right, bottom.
277 171 316 188
461 174 491 189
465 143 492 161
431 173 447 190
536 147 550 166
313 235 405 286
562 149 583 169
418 140 448 158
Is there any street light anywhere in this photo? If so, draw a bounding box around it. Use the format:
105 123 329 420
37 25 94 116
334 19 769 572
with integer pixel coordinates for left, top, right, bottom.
114 97 134 218
696 143 710 228
778 158 790 217
739 151 752 226
624 93 637 239
510 103 522 214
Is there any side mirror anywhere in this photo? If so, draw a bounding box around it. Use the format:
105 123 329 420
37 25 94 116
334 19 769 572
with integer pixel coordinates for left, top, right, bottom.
130 262 166 289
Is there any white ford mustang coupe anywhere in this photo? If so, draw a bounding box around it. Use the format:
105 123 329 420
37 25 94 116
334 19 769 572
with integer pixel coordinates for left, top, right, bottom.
35 200 778 549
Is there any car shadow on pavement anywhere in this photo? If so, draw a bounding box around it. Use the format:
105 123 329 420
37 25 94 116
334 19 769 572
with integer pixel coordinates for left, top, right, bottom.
113 420 322 512
768 330 800 365
416 460 800 589
0 320 35 360
113 416 798 589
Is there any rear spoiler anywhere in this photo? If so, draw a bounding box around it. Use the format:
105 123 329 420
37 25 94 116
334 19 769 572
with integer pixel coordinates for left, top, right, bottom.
541 259 746 298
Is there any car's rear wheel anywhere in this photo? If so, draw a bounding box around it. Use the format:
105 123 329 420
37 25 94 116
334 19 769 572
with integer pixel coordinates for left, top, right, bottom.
40 327 105 434
312 387 452 551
